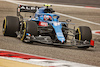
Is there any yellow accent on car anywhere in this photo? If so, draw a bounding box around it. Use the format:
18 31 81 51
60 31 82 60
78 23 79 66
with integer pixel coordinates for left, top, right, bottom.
3 18 6 34
77 28 81 41
44 4 51 7
21 22 26 41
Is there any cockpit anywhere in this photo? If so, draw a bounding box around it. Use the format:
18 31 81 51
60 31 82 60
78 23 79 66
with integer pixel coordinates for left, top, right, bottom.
38 13 59 22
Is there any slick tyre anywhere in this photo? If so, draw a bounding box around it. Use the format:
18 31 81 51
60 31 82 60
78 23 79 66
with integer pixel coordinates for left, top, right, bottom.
75 26 92 48
3 16 19 37
75 26 92 41
21 21 38 42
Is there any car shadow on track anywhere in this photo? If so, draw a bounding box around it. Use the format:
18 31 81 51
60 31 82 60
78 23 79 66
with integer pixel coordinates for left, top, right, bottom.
25 41 95 52
0 35 95 52
0 35 97 52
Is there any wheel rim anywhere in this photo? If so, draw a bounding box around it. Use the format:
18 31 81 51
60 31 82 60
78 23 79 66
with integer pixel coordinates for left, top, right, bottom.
21 22 26 41
3 18 6 35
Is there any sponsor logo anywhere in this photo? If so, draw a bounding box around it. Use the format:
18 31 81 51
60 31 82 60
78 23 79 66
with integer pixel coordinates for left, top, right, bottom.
57 32 63 37
53 23 60 26
21 6 25 9
39 22 48 26
20 6 36 10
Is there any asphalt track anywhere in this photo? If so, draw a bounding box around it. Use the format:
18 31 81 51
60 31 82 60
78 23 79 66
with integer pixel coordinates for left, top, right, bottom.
0 0 100 66
21 0 100 7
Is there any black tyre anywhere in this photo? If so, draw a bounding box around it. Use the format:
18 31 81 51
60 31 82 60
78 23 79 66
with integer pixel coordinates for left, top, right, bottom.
21 21 38 41
75 26 92 48
3 16 19 36
75 26 92 41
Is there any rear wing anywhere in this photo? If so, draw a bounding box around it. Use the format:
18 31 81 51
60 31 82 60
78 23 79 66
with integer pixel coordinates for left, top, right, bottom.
17 5 39 16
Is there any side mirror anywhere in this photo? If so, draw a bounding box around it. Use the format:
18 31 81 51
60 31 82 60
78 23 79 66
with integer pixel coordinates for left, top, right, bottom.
66 19 71 22
30 16 31 18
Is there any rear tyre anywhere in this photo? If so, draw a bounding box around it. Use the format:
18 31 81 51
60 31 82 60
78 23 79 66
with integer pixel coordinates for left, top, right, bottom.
21 21 38 42
75 26 92 49
3 16 19 37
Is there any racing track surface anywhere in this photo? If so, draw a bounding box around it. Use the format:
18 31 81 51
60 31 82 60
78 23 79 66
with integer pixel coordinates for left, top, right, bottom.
21 0 100 7
0 0 100 66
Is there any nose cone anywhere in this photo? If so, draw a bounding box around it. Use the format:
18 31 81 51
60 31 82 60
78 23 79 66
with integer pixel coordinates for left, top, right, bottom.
61 40 65 44
51 22 66 43
58 37 65 43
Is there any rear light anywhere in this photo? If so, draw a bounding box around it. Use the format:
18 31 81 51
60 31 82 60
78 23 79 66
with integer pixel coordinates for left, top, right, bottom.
90 40 94 46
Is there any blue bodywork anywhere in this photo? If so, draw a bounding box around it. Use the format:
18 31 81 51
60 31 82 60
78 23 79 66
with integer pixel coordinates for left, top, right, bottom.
30 7 67 43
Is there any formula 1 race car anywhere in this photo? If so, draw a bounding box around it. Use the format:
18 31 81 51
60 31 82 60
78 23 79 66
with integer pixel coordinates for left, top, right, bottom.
2 4 94 49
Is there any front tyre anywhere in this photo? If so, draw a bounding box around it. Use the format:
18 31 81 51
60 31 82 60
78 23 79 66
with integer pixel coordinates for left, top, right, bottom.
21 21 38 42
75 26 92 49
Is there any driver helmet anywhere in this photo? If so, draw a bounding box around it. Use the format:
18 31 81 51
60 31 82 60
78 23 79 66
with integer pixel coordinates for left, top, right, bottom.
44 15 52 21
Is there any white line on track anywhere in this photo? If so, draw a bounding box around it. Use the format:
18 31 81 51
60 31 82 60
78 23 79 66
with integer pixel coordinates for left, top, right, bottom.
55 12 100 26
12 0 100 10
2 0 26 5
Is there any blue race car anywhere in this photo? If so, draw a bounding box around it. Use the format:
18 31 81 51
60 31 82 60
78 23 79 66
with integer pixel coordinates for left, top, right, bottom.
3 4 94 49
